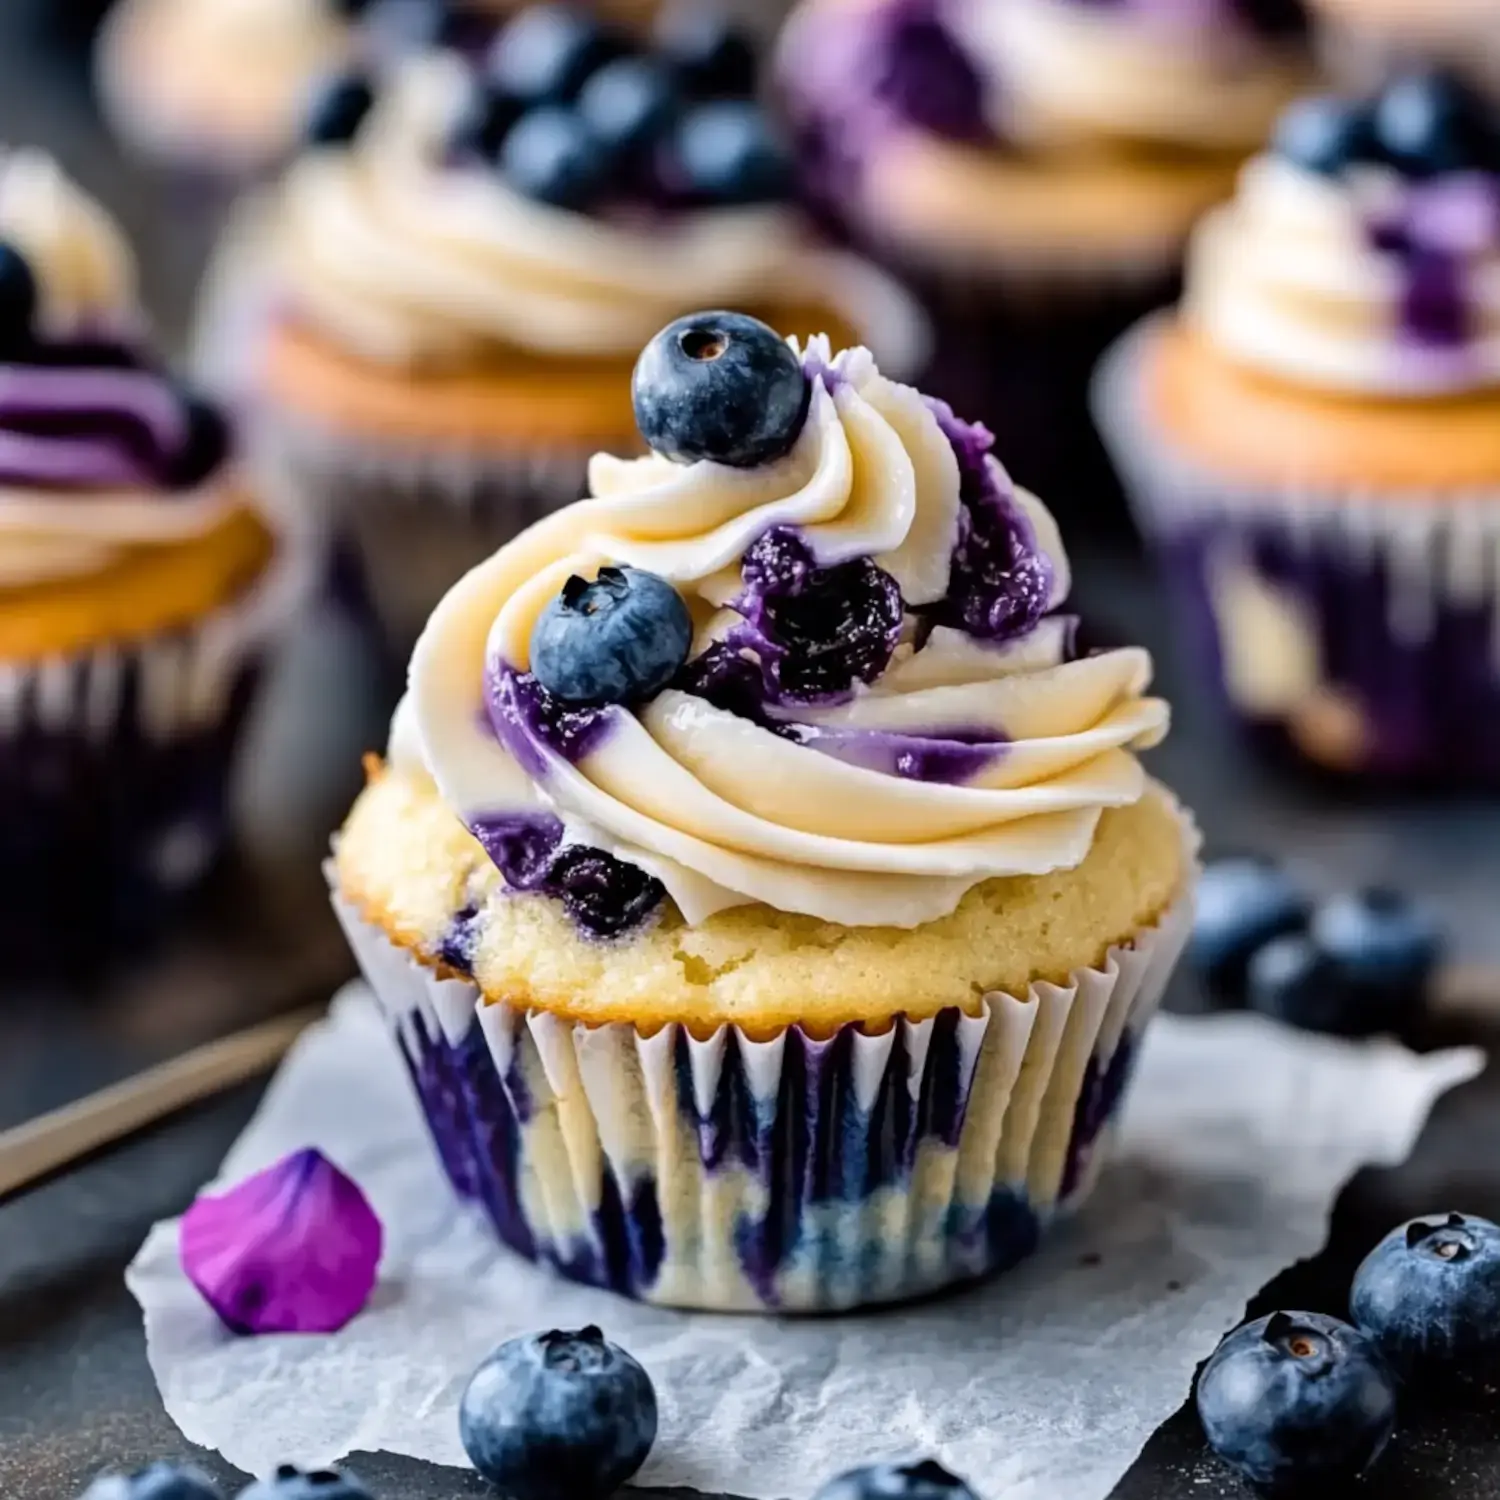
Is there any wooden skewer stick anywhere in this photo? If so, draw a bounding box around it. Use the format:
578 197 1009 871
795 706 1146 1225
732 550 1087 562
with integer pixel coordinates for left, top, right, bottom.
0 1005 325 1204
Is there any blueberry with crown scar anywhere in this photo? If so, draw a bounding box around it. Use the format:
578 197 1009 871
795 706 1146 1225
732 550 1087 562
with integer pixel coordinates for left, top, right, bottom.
812 1458 982 1500
530 566 692 707
632 310 809 468
1352 1212 1500 1375
78 1463 224 1500
1195 1311 1396 1491
458 1326 658 1500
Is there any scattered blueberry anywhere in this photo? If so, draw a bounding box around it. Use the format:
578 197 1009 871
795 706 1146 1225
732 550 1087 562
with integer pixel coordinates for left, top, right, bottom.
458 1326 658 1500
235 1467 374 1500
1352 1213 1500 1375
1196 1311 1396 1491
1372 70 1496 177
487 5 625 106
1312 887 1441 1018
501 106 610 208
632 311 809 468
1273 95 1374 176
0 241 38 354
530 566 692 706
168 393 232 489
304 71 376 147
811 1458 981 1500
577 57 679 163
672 101 793 204
450 81 525 162
1190 856 1310 1004
653 3 758 98
79 1463 224 1500
1247 931 1362 1035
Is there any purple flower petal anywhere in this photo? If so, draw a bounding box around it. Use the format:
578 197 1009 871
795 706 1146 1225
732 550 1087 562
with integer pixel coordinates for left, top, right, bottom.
180 1148 383 1336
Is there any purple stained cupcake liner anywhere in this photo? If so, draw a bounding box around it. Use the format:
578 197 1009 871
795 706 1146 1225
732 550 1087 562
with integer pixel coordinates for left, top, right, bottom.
328 815 1196 1313
1096 315 1500 783
0 531 312 973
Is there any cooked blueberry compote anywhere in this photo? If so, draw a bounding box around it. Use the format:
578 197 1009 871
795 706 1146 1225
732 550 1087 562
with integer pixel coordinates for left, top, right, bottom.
443 3 783 211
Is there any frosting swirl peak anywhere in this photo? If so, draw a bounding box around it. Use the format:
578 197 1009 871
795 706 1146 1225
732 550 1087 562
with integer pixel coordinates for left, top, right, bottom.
403 335 1169 929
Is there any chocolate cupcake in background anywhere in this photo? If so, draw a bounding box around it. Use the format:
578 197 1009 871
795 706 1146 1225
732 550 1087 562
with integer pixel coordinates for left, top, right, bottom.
777 0 1312 538
0 150 305 970
1096 71 1500 784
223 10 925 654
1309 0 1500 103
330 312 1197 1313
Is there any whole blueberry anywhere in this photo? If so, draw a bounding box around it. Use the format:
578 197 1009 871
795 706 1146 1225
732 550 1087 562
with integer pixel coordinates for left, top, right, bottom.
1247 932 1361 1036
672 101 792 204
450 82 525 162
458 1326 658 1500
1312 887 1441 1014
1372 70 1495 177
487 5 625 106
79 1463 224 1500
577 57 679 162
1190 856 1310 1004
235 1467 373 1500
1273 95 1374 176
304 71 376 147
1196 1311 1396 1491
500 106 609 208
812 1457 981 1500
0 241 38 353
653 2 758 99
632 310 809 467
531 566 692 706
1352 1213 1500 1374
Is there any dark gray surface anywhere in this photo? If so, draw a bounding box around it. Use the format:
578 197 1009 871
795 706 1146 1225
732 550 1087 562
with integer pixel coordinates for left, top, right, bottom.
2 8 1500 1496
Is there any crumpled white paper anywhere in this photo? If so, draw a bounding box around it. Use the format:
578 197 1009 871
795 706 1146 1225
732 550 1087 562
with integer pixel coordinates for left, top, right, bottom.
127 988 1480 1500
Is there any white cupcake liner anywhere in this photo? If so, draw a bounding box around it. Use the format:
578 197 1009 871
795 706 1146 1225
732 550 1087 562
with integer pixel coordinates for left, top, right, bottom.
326 802 1197 1313
1094 314 1500 779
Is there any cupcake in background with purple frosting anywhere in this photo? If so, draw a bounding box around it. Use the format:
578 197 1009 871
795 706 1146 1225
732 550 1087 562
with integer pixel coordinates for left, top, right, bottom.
1096 70 1500 782
777 0 1312 533
0 149 303 969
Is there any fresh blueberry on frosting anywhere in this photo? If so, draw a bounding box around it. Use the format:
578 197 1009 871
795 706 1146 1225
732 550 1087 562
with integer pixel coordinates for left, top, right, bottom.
812 1459 981 1500
1273 95 1374 177
500 105 611 209
632 310 810 467
671 101 795 206
458 1327 658 1500
577 56 680 165
486 5 626 107
1372 70 1498 179
450 81 526 163
304 69 377 147
653 2 758 100
0 240 37 355
530 566 693 706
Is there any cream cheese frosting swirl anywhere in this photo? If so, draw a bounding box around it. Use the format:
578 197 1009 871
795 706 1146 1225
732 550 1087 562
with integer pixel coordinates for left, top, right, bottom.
954 0 1310 155
1188 153 1500 394
272 54 908 371
400 336 1168 929
0 152 241 588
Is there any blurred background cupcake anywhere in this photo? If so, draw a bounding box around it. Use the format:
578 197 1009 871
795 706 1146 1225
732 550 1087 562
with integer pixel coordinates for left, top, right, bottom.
224 6 926 655
778 0 1312 537
1097 70 1500 783
1309 0 1500 103
0 148 306 971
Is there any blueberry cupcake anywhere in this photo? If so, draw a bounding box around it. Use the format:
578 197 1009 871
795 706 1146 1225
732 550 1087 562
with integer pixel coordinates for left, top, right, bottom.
0 151 304 967
236 13 926 652
1097 72 1500 782
329 311 1197 1312
777 0 1311 530
1310 0 1500 102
